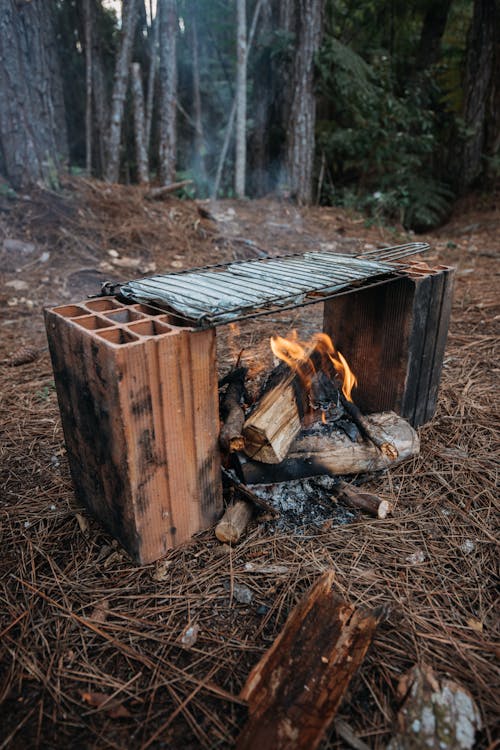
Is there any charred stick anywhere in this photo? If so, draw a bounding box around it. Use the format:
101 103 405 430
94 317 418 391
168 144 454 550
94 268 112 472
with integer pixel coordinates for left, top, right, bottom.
339 394 398 459
219 366 247 453
335 481 393 519
222 467 278 516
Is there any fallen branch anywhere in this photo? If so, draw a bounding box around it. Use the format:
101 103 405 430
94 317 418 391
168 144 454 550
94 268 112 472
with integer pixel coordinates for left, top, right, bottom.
145 180 193 200
220 366 247 453
237 571 384 750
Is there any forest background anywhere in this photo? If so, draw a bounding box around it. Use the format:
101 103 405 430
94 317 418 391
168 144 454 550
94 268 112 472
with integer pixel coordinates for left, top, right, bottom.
0 0 498 232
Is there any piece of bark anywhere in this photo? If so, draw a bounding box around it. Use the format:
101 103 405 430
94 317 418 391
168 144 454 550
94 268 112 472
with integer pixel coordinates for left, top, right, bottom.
235 412 419 484
335 481 394 519
242 378 303 463
237 571 383 750
220 366 247 453
215 500 254 543
144 179 193 200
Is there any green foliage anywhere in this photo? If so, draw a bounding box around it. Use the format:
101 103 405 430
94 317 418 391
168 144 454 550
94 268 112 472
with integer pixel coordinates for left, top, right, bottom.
316 14 459 230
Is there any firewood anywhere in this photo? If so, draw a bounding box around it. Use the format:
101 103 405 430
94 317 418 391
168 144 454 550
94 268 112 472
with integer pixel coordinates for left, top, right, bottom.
215 500 254 543
235 412 419 484
335 481 393 519
242 378 303 463
219 366 247 453
236 571 384 750
340 394 398 458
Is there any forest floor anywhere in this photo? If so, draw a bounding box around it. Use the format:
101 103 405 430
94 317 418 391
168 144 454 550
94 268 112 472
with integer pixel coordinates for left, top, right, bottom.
0 178 498 749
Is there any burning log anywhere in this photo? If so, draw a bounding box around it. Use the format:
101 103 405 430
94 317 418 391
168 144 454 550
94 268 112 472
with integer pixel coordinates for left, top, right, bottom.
340 394 398 458
219 366 247 453
242 377 304 464
335 481 394 519
235 412 419 484
236 571 384 750
215 500 254 543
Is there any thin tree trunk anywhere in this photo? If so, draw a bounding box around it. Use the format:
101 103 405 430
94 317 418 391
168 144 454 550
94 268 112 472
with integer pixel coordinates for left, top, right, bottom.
158 0 177 185
415 0 453 71
145 9 158 149
105 0 139 183
212 0 264 199
131 62 149 183
286 0 323 205
235 0 247 198
192 11 207 191
460 0 497 191
84 0 92 176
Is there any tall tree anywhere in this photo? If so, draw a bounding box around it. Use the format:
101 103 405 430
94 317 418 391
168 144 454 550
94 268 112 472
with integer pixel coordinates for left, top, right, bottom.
415 0 453 71
191 10 208 191
158 0 177 185
285 0 323 204
235 0 247 198
460 0 498 190
84 0 93 175
131 62 149 183
105 0 139 183
0 0 67 188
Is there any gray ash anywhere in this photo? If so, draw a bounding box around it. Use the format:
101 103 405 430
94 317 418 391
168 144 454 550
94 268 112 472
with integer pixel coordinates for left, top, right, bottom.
252 475 357 532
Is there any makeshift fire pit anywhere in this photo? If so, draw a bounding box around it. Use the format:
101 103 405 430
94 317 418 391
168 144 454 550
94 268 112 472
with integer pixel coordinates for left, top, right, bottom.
45 243 454 563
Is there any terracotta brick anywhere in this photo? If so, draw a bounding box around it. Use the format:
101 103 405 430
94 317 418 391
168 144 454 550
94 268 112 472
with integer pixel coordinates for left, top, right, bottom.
45 298 222 563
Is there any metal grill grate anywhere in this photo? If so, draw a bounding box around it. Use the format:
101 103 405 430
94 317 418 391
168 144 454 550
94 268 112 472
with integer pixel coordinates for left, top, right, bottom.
118 242 430 327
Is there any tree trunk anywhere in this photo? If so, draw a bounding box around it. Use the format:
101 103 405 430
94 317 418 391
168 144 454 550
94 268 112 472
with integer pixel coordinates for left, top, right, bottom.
460 0 497 191
235 0 247 198
105 0 139 183
145 8 159 150
131 63 149 183
0 0 68 189
415 0 453 71
84 0 93 176
285 0 323 205
191 11 208 193
158 0 177 185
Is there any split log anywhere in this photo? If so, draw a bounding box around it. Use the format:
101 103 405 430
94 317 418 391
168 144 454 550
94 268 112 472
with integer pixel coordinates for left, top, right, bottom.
215 500 254 543
335 481 394 519
236 571 384 750
242 379 303 463
235 411 419 484
144 179 193 200
219 366 247 453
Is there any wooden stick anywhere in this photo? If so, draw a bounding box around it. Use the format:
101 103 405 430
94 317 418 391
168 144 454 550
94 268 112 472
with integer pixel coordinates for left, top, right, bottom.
215 500 254 543
335 481 394 519
222 468 278 516
340 395 398 459
237 571 384 750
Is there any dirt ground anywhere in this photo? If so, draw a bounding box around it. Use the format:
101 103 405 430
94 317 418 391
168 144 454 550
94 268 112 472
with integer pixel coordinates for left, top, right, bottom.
0 179 498 749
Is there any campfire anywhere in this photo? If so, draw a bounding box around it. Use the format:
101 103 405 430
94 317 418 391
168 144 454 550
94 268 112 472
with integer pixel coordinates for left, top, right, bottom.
44 244 453 563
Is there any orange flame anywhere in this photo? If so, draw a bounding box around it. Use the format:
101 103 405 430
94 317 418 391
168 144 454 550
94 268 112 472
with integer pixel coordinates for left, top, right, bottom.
270 331 357 402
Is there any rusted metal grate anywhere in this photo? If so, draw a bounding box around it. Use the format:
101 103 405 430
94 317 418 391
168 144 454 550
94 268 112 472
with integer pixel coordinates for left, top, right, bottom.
117 242 430 327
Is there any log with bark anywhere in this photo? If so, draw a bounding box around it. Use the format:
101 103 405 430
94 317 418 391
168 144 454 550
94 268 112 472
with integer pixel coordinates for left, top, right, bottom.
335 481 394 519
215 500 254 543
219 366 247 453
235 411 419 484
236 570 385 750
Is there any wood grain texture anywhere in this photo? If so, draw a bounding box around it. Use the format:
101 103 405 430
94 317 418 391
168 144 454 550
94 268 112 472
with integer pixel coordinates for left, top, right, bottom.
237 571 383 750
45 299 222 564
